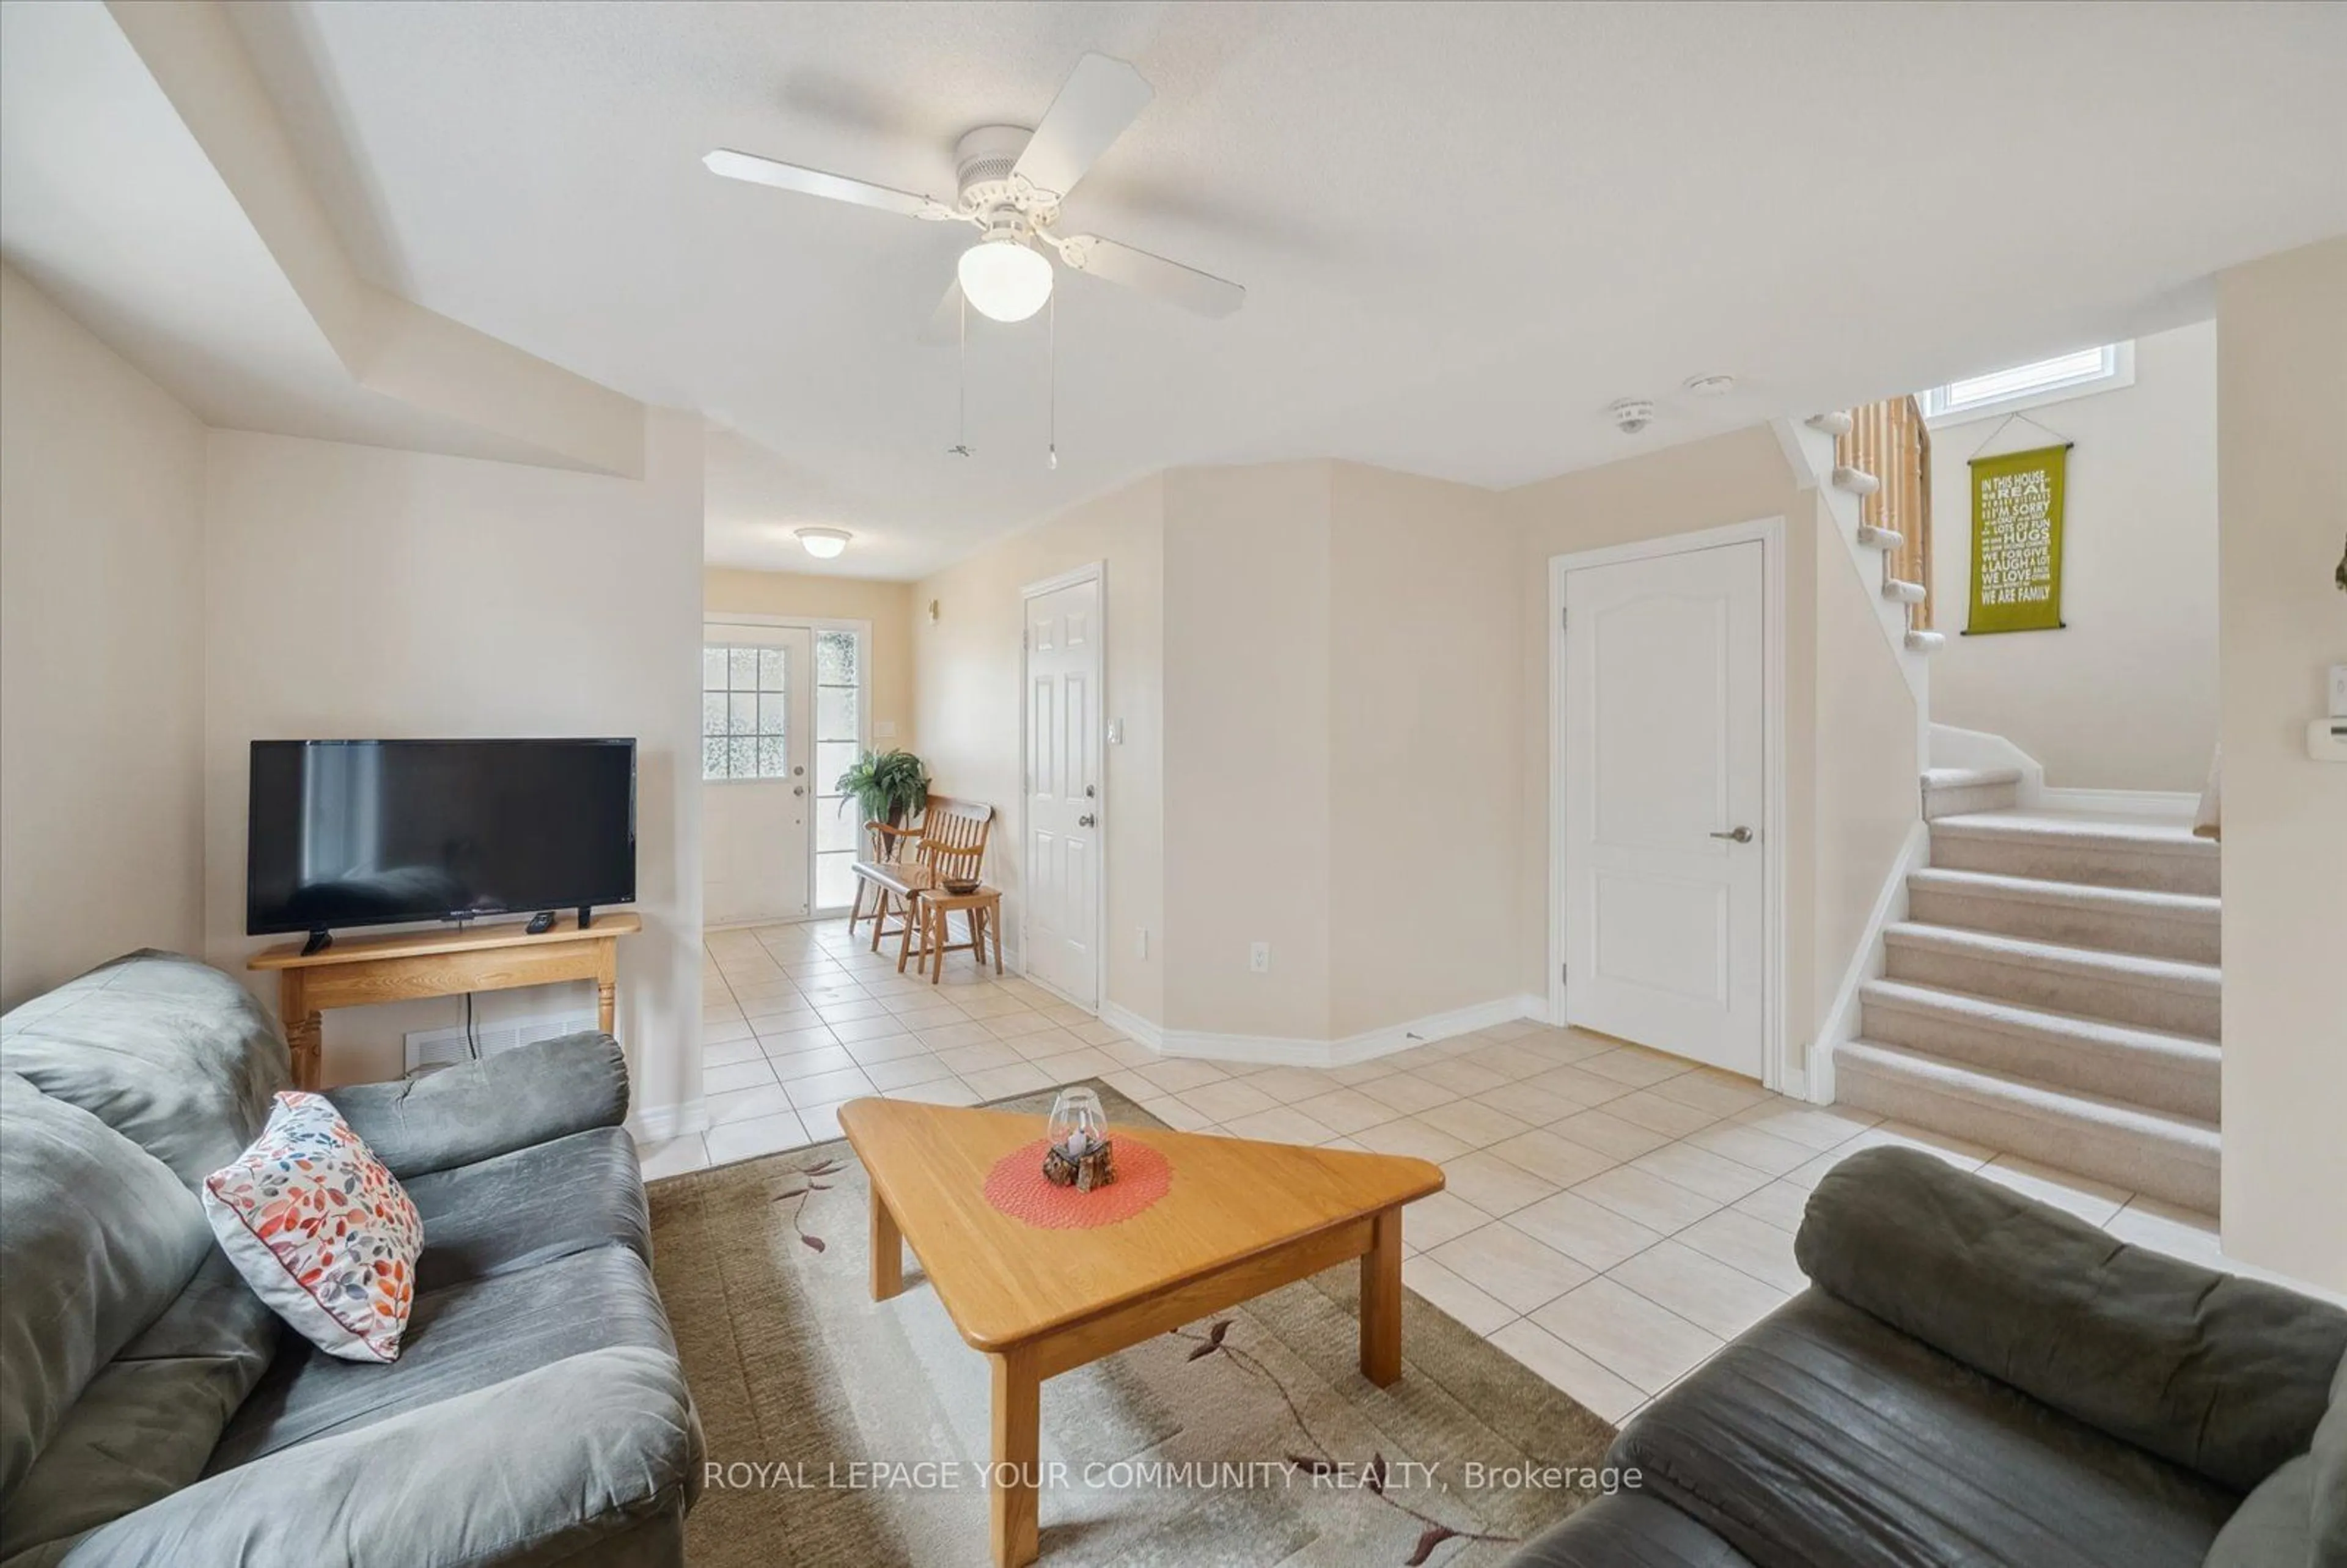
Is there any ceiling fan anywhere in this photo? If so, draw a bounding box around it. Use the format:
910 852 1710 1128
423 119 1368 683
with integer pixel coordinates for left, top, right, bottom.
705 53 1244 334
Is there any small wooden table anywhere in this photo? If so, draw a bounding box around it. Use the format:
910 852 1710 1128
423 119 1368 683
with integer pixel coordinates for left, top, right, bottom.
249 913 640 1088
837 1097 1444 1568
910 884 1004 983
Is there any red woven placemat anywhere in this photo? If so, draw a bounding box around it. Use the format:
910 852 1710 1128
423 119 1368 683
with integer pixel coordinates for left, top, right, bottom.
982 1137 1173 1229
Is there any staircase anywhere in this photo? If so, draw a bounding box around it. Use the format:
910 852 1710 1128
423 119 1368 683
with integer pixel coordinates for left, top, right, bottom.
1779 397 1945 715
1838 768 2222 1212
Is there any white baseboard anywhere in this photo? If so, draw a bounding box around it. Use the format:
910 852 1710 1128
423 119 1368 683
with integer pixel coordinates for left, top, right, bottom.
1812 818 1931 1107
1118 994 1537 1069
630 1099 709 1144
1098 1000 1164 1052
2038 786 2200 819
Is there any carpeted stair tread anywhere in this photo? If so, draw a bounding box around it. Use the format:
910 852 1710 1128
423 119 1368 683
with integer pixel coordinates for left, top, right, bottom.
1883 922 2219 994
1922 767 2024 789
1906 866 2219 923
1835 1040 2220 1151
1905 866 2220 962
1929 810 2214 849
1837 1039 2219 1211
1883 921 2219 1037
1859 978 2220 1121
1919 768 2022 819
1927 811 2219 895
1855 790 2225 1204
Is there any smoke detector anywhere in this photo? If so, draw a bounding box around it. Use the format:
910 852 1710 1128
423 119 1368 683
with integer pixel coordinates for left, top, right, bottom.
1609 397 1657 435
1683 374 1737 397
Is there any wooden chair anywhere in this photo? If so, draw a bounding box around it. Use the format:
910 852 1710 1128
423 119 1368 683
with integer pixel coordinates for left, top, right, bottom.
846 818 922 942
848 798 994 959
889 799 994 973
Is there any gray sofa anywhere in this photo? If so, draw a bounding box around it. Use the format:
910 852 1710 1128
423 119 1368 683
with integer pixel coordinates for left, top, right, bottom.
0 950 702 1568
1511 1146 2347 1568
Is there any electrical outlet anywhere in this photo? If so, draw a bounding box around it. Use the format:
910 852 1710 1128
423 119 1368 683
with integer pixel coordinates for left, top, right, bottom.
1249 941 1271 973
1136 927 1150 960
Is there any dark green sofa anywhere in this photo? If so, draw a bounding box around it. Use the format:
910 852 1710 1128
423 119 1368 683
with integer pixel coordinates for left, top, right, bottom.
1508 1146 2347 1568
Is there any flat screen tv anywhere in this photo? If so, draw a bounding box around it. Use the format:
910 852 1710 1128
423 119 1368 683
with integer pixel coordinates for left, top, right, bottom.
247 738 636 940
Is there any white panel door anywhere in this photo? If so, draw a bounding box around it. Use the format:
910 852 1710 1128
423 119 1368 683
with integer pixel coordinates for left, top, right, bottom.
702 625 812 927
1024 577 1101 1007
1562 542 1764 1075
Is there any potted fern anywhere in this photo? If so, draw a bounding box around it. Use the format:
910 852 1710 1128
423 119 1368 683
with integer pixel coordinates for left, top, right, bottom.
835 748 930 832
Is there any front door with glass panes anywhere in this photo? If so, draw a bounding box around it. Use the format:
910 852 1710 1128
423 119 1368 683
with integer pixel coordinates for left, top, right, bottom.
702 621 869 926
702 625 812 926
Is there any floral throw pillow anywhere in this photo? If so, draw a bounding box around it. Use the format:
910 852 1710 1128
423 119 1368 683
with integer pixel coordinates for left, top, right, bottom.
201 1090 422 1363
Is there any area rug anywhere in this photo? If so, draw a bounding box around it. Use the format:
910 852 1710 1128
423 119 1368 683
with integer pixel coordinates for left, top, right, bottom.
649 1082 1618 1567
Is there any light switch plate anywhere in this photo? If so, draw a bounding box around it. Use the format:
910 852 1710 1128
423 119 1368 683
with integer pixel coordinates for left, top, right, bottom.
1107 719 1125 745
2329 664 2347 720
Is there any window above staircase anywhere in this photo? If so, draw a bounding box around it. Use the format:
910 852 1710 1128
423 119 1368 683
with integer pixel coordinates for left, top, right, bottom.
1920 342 2136 424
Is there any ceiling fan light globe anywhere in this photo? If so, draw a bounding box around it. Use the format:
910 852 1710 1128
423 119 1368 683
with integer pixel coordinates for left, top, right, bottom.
958 238 1053 323
796 527 851 559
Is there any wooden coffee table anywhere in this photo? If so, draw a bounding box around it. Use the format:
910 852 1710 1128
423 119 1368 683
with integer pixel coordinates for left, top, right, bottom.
836 1096 1445 1568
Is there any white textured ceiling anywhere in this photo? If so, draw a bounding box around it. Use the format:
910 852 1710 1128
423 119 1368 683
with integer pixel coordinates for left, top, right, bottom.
17 2 2347 579
0 0 562 467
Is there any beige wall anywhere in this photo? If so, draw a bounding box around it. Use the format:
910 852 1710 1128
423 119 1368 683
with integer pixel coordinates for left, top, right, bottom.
1929 322 2219 791
1 265 208 1005
199 419 707 1126
912 476 1166 1024
914 458 1519 1045
1162 463 1336 1038
1812 494 1923 1036
2214 236 2347 1291
1326 463 1519 1036
703 568 917 753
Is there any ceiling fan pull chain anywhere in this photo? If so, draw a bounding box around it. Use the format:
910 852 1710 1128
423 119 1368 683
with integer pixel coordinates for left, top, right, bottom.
1047 290 1059 471
950 288 972 458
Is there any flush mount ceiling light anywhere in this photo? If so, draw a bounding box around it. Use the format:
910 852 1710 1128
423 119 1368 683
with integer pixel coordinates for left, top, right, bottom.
957 221 1054 323
1684 374 1737 397
796 527 851 560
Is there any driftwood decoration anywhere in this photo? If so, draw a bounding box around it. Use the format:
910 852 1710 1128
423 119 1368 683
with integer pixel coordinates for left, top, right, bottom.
1042 1138 1116 1192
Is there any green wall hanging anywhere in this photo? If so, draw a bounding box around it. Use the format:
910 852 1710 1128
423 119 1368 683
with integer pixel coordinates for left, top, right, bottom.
1966 442 2070 634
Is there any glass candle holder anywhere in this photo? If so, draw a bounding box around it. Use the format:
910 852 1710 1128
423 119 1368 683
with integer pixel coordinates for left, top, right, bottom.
1049 1086 1107 1157
1043 1086 1115 1190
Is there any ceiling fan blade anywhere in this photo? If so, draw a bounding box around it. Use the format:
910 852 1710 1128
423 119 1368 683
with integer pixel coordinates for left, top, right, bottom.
1010 53 1152 202
917 280 966 346
1059 235 1244 318
703 148 949 221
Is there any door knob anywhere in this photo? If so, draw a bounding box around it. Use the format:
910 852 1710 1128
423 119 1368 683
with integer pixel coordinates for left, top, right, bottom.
1078 813 1097 827
1708 826 1754 843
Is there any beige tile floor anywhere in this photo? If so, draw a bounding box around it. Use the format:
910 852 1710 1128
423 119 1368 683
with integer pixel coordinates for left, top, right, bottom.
649 917 2254 1427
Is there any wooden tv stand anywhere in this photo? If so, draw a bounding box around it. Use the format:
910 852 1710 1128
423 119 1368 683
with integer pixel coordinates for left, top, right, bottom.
249 912 641 1089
